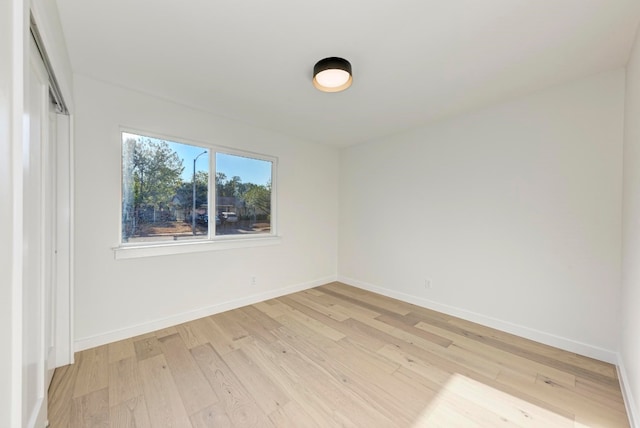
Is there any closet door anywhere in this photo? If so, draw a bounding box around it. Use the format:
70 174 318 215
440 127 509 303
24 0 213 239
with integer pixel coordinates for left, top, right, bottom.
23 33 57 428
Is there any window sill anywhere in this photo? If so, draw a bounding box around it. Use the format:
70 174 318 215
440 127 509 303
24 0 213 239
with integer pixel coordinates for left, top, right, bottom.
113 235 282 260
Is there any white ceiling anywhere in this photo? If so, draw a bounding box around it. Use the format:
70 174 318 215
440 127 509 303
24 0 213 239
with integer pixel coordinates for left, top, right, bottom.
55 0 640 147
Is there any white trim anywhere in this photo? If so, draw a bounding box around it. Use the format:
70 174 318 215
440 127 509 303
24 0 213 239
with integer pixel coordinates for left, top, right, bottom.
338 275 618 364
68 113 75 364
617 355 639 428
114 235 282 259
74 275 336 351
10 2 25 427
54 113 73 366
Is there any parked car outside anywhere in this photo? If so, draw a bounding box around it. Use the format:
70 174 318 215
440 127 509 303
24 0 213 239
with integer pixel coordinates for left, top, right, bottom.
197 213 208 224
220 212 238 223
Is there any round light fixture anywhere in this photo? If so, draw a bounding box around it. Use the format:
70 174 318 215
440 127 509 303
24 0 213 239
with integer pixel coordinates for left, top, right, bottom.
313 57 352 92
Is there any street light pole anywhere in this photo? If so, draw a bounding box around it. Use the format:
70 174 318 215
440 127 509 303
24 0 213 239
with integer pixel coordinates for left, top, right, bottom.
192 150 207 235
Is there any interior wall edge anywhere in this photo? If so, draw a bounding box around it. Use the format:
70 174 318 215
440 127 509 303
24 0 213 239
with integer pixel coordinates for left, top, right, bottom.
73 274 337 352
337 275 618 364
617 355 640 428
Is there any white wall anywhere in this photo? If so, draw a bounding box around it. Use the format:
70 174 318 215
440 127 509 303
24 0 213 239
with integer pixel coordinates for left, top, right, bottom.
0 1 17 426
621 24 640 427
73 75 339 349
339 69 624 362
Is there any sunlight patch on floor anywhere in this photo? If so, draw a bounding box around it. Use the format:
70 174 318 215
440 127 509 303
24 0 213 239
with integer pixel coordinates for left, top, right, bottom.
411 373 574 427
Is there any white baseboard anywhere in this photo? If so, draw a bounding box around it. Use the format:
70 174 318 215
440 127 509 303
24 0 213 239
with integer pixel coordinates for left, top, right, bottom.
337 275 618 364
617 355 639 428
74 275 336 352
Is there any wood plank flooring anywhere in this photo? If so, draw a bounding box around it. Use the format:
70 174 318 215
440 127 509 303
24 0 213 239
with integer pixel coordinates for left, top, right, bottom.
48 282 630 427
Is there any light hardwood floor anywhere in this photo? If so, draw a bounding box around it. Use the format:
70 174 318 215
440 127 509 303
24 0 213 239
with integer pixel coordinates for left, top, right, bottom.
48 282 630 427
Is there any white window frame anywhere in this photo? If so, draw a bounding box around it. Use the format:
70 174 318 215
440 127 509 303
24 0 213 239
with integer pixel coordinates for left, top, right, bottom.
114 128 280 259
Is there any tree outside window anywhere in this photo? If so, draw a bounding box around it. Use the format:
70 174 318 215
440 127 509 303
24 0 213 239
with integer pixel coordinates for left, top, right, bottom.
121 132 274 244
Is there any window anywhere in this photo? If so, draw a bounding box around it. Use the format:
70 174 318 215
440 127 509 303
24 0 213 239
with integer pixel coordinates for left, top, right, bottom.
215 152 273 236
120 131 276 254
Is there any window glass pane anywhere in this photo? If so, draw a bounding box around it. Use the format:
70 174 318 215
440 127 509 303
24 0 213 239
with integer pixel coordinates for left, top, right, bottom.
122 132 209 243
215 152 272 236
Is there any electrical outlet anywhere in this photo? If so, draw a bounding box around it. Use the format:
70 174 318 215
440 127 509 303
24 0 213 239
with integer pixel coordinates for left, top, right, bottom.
251 276 257 286
424 279 432 289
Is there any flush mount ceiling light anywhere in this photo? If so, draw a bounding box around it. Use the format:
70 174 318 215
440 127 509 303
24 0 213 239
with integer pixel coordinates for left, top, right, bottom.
313 57 353 93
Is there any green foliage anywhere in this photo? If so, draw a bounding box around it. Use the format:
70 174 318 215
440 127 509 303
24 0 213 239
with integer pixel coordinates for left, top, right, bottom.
243 182 271 214
216 172 246 197
127 138 184 210
122 137 187 238
175 171 208 212
216 174 271 216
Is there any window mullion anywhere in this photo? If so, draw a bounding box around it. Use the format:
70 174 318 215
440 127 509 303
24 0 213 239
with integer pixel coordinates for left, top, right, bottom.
209 151 215 239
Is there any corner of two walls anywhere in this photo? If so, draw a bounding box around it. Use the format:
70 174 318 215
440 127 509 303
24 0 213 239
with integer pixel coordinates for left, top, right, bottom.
338 68 625 365
621 22 640 428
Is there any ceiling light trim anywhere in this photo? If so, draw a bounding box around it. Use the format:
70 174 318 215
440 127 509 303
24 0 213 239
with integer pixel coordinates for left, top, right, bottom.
313 57 353 93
